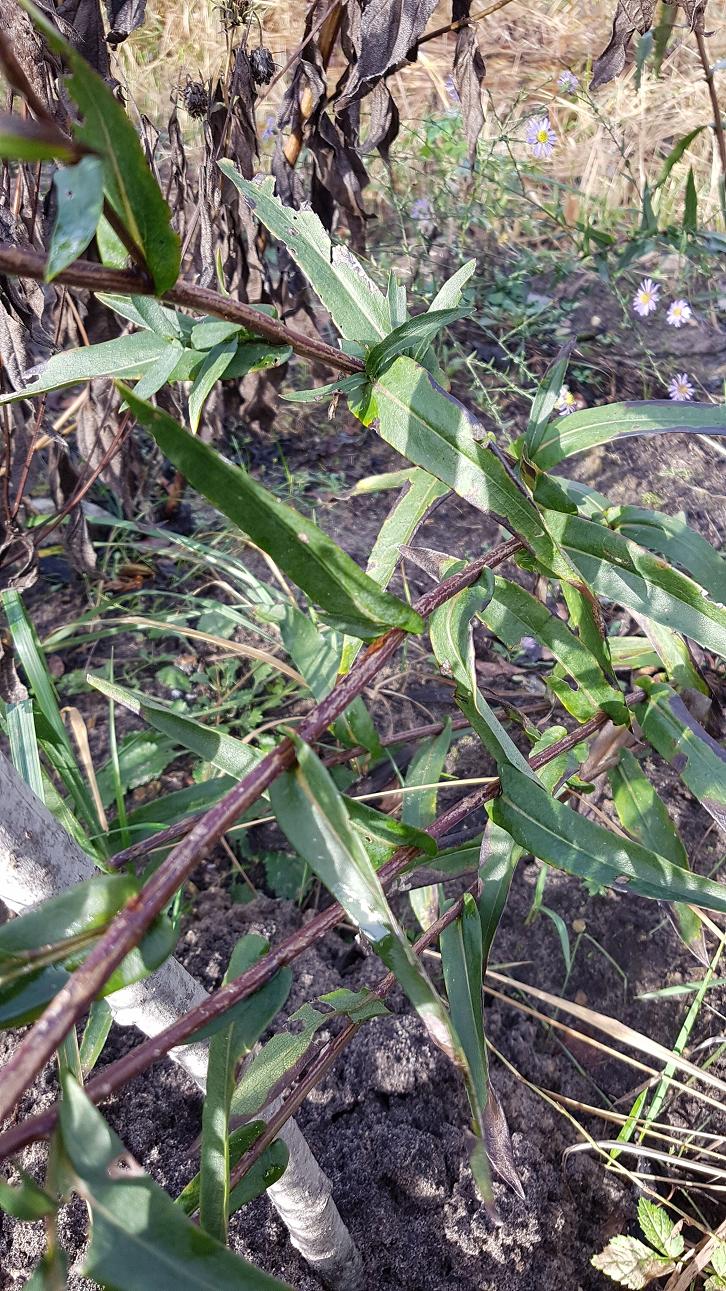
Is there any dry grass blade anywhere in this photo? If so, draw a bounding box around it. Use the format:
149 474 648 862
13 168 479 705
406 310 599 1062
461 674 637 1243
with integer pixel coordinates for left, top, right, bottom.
487 970 726 1101
564 1140 726 1186
90 615 306 685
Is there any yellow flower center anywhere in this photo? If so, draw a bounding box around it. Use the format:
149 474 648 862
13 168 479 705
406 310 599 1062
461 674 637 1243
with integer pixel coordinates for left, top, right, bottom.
537 128 549 143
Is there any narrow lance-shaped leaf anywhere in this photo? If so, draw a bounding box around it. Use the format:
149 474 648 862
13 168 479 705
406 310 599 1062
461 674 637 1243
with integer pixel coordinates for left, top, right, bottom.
268 736 471 1079
176 1122 288 1220
57 1075 290 1289
361 356 553 552
46 157 105 282
609 504 726 603
365 308 467 378
0 332 173 406
121 386 424 641
523 339 576 459
429 573 534 775
403 721 452 929
200 935 291 1242
231 990 389 1121
480 575 628 723
635 679 726 833
340 467 448 673
21 0 180 292
610 748 706 961
0 112 78 162
542 509 726 659
525 398 726 471
219 168 389 343
88 675 264 781
492 765 726 914
440 894 492 1202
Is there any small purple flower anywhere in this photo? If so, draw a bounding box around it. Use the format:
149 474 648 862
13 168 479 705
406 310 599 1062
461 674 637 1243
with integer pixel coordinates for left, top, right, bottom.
667 299 692 328
558 70 580 94
411 197 432 221
445 75 460 104
633 277 660 318
526 115 557 159
261 115 276 141
668 372 695 401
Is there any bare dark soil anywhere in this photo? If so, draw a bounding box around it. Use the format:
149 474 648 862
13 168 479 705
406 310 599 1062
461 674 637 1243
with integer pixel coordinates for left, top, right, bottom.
2 275 726 1290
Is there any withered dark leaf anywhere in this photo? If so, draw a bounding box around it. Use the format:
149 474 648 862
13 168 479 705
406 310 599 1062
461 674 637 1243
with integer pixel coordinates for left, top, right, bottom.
56 0 110 77
337 0 439 109
591 0 708 89
484 1083 525 1199
358 80 400 161
48 443 97 578
452 4 486 165
105 0 147 46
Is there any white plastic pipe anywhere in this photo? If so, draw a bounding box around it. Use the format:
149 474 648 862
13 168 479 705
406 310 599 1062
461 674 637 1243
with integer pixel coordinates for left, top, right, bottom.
0 751 361 1288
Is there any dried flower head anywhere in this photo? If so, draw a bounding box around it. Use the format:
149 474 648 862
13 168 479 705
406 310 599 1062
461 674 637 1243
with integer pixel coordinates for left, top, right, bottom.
217 0 251 33
632 277 660 318
668 372 695 402
179 77 210 119
250 46 275 85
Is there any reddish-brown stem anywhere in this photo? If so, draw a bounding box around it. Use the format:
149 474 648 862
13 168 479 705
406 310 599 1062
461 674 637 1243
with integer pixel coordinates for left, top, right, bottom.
108 715 478 869
0 698 611 1160
0 245 365 376
0 539 523 1124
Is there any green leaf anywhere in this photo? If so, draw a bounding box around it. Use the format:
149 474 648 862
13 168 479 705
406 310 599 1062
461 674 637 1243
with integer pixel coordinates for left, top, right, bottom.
684 166 698 231
635 679 726 832
79 999 113 1074
654 124 706 189
96 293 189 340
637 1198 684 1259
591 1236 674 1288
0 112 78 162
478 822 521 964
218 340 291 380
88 675 263 781
527 399 726 470
0 1173 57 1220
492 765 726 914
187 339 237 434
403 721 452 929
429 575 534 775
268 735 466 1066
46 157 105 282
609 505 726 602
200 935 290 1243
542 509 726 659
176 1122 288 1219
608 745 702 974
427 259 476 313
365 308 466 378
0 331 173 406
58 1076 289 1289
183 938 291 1047
440 893 492 1203
121 386 423 640
21 0 180 292
230 1002 328 1121
629 614 708 694
278 605 380 753
6 698 44 799
346 796 438 866
523 340 575 459
480 576 628 723
366 357 549 549
218 169 389 343
23 1247 69 1289
0 874 138 959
